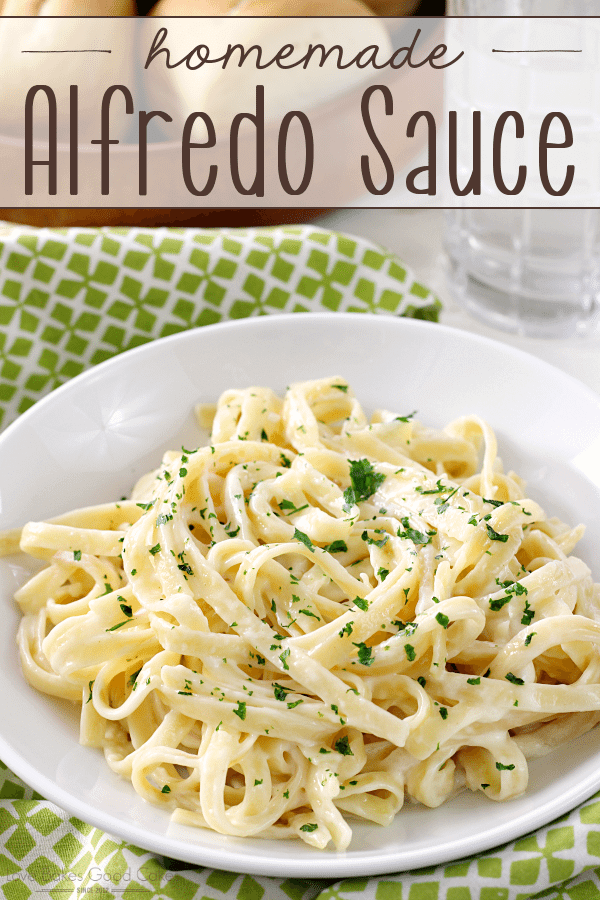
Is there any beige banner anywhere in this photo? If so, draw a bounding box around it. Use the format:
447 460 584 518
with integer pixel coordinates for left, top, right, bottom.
0 16 597 208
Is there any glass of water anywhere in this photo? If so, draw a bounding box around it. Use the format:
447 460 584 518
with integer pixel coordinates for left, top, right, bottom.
444 0 600 338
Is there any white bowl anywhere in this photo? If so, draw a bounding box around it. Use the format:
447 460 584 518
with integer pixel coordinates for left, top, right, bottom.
1 312 600 878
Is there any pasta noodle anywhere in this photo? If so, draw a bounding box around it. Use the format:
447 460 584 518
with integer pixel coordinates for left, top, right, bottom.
5 376 600 851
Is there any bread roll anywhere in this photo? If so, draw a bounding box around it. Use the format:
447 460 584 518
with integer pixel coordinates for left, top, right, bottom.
0 0 134 11
144 0 392 134
362 0 420 14
0 0 135 140
148 0 421 13
230 0 378 14
148 0 234 12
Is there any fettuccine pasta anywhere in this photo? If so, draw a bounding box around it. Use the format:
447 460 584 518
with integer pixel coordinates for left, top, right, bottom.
5 376 600 851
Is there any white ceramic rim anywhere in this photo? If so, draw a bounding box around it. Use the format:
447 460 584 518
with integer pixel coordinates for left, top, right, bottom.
0 312 599 879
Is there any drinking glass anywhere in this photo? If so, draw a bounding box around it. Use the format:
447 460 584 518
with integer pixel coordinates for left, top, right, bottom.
444 0 600 337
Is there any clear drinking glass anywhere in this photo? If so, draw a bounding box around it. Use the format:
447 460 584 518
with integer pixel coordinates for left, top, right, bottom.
444 0 600 338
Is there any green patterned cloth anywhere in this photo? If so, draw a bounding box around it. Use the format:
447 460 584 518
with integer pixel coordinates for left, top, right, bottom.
1 760 600 900
0 222 440 430
1 223 599 900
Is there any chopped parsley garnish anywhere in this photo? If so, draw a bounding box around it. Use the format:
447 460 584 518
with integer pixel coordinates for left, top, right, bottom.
378 567 390 581
395 410 417 423
294 528 314 551
434 486 460 514
415 480 447 495
73 549 82 561
86 680 93 703
149 543 161 555
489 594 512 612
233 701 247 720
323 540 348 554
273 683 289 701
279 647 290 670
106 620 129 632
486 524 509 543
280 453 292 468
334 736 354 756
439 706 448 720
417 676 427 688
524 632 536 646
404 644 416 662
505 672 524 685
361 530 389 548
353 642 374 666
483 497 504 507
435 612 450 629
279 499 309 516
332 383 348 393
128 666 142 688
299 608 320 620
353 596 369 611
339 621 354 638
300 823 318 833
491 581 528 612
161 785 171 794
343 459 386 511
496 579 528 595
118 597 133 617
467 677 481 685
496 762 515 771
156 513 172 526
396 517 436 545
521 600 535 626
136 501 155 511
178 562 194 576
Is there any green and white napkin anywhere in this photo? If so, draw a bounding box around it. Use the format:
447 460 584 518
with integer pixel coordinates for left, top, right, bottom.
1 760 599 900
1 223 599 900
0 223 440 430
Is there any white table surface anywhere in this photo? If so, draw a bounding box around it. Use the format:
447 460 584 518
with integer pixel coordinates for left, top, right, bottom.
315 207 600 398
